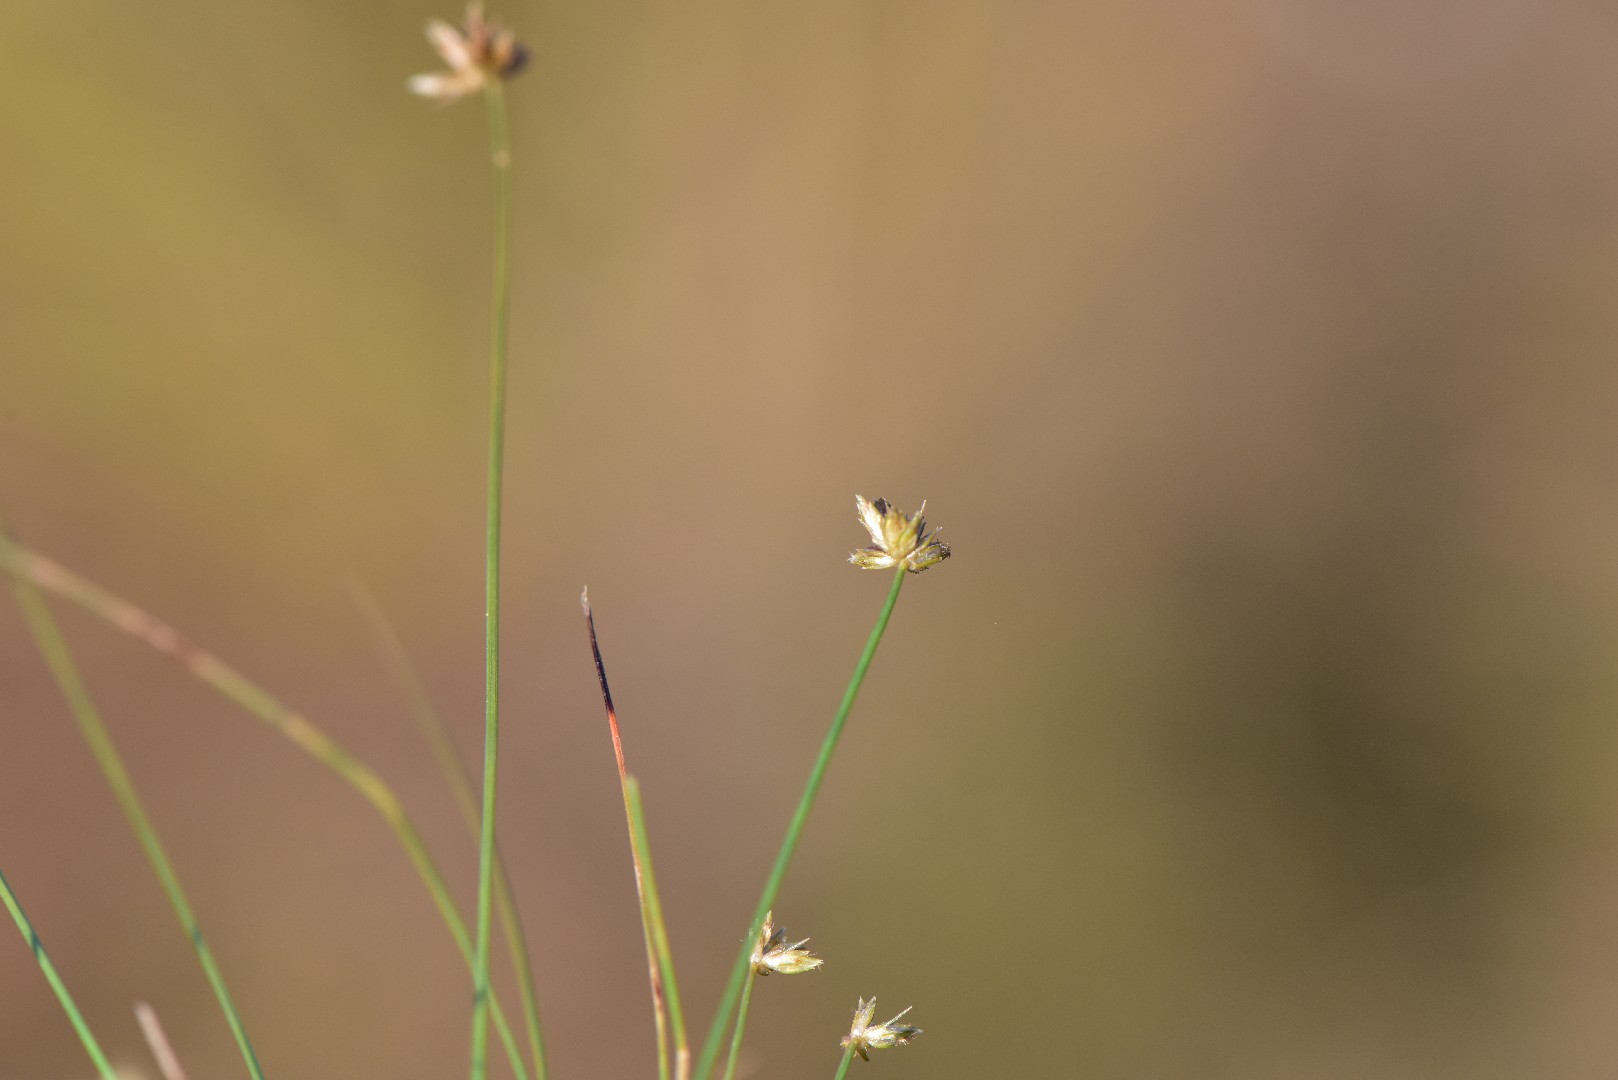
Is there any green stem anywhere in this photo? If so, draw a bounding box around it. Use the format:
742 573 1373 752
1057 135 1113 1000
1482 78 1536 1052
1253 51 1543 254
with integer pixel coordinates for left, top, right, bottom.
694 568 907 1080
585 596 685 1080
0 536 531 1080
3 520 267 1080
627 777 690 1080
470 80 513 1080
831 1045 857 1080
719 968 758 1080
0 866 118 1080
352 583 547 1080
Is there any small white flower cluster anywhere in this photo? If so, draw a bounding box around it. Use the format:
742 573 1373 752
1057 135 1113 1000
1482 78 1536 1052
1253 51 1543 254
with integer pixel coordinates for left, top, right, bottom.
409 3 528 103
841 997 923 1062
849 496 951 574
747 913 923 1064
752 912 825 976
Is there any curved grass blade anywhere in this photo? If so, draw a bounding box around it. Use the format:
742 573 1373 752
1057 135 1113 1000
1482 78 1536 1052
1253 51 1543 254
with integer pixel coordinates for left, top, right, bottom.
0 533 531 1080
3 517 267 1080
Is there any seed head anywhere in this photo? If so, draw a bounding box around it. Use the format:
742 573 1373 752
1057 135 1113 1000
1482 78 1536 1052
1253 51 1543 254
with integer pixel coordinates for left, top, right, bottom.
849 496 950 574
751 911 823 976
409 3 529 103
840 997 922 1061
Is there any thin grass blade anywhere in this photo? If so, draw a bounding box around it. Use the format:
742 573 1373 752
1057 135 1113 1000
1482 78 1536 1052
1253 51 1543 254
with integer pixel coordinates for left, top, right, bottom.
0 866 119 1080
0 533 532 1080
627 777 690 1080
3 518 267 1080
693 568 907 1080
584 590 690 1080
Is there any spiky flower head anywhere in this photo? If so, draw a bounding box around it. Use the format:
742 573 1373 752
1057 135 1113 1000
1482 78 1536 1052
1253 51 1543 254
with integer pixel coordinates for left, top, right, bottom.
409 3 529 103
751 911 823 976
840 997 922 1061
849 496 950 574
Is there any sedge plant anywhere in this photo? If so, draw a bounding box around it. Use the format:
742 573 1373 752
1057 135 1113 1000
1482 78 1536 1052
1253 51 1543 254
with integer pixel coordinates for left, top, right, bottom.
2 5 951 1078
406 7 528 1077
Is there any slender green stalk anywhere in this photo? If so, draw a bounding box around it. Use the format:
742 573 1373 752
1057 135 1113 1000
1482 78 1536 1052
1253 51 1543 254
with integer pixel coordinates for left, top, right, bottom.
0 535 532 1080
584 593 688 1080
0 866 118 1080
627 777 690 1080
719 967 758 1080
470 78 514 1080
351 582 547 1080
694 568 907 1080
3 520 267 1080
832 1045 857 1080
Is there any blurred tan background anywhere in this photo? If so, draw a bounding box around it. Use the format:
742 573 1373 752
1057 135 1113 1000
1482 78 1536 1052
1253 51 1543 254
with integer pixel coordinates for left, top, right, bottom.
5 1 1618 1078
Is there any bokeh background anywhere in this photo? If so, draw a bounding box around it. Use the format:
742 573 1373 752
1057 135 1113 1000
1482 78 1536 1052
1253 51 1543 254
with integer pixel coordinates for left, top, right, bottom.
5 2 1618 1078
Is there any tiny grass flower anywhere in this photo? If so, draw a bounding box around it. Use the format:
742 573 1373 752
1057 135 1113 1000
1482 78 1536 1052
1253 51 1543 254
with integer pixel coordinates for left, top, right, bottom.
840 997 922 1061
409 2 529 103
849 496 950 574
751 911 823 976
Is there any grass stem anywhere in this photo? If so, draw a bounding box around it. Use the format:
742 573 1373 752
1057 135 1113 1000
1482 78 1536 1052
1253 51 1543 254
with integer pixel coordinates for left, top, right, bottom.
0 866 119 1080
470 78 514 1080
831 1045 857 1080
693 567 907 1080
0 534 532 1080
352 582 547 1080
585 593 691 1080
719 967 758 1080
628 778 691 1080
2 516 267 1080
